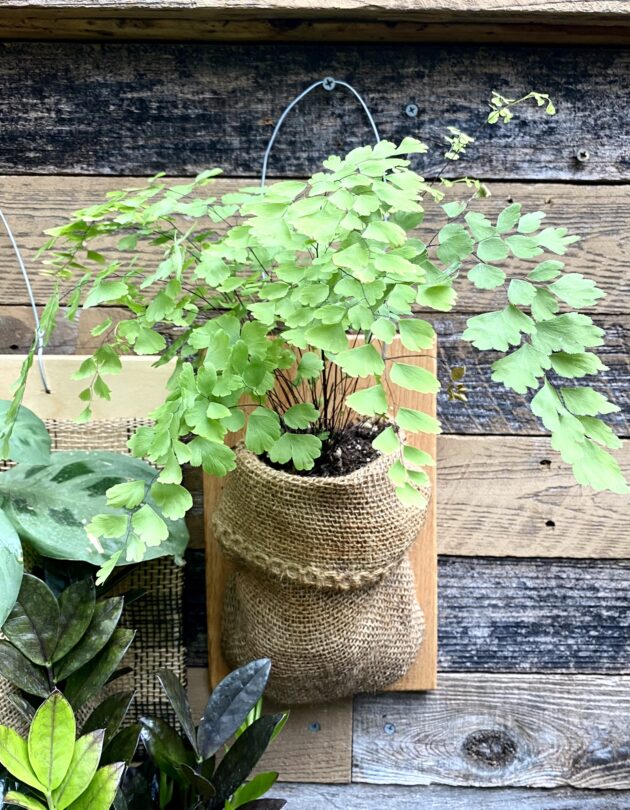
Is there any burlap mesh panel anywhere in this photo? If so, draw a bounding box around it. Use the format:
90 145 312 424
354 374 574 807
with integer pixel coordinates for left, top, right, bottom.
0 419 185 728
216 445 429 704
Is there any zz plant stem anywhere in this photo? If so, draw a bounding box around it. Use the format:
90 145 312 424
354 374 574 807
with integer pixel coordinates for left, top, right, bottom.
0 90 625 581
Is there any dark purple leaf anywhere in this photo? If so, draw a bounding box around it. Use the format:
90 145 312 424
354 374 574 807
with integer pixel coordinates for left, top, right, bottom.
197 659 271 759
54 596 124 681
63 628 135 708
0 640 49 697
52 579 95 662
2 574 59 665
156 669 197 754
83 691 135 747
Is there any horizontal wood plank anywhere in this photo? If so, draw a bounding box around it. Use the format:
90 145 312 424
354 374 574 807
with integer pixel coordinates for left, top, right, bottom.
353 674 630 788
438 436 630 556
187 667 353 784
2 14 630 44
2 313 627 439
275 781 630 808
2 1 630 23
1 179 627 313
184 551 630 670
0 45 627 179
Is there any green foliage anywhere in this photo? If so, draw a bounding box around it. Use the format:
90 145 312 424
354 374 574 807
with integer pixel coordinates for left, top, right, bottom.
0 575 135 711
0 691 124 810
0 406 189 588
1 89 625 575
138 659 287 810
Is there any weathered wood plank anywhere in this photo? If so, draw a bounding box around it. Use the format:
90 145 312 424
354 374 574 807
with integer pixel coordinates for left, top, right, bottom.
4 308 624 438
187 667 353 784
2 15 630 45
437 436 630 557
2 1 630 23
1 179 628 312
275 781 630 808
353 674 630 788
0 45 627 179
184 552 630 670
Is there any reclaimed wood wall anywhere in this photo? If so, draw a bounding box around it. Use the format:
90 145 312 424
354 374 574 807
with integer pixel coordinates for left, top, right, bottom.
0 24 628 807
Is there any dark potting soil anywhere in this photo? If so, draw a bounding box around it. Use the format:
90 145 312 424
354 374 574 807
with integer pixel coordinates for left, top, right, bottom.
266 420 389 478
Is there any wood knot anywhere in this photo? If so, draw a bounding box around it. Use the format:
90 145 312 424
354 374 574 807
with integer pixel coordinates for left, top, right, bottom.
462 729 517 768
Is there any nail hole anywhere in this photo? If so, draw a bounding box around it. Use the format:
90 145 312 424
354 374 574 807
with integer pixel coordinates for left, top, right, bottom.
308 721 320 733
384 723 396 735
9 344 18 351
540 459 551 467
506 196 513 203
545 519 555 528
576 149 590 163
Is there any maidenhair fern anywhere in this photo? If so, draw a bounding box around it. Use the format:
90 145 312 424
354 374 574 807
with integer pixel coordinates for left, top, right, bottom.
1 91 625 579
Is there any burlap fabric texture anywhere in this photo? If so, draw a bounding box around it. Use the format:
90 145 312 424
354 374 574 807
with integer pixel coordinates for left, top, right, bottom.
0 419 185 730
214 444 429 704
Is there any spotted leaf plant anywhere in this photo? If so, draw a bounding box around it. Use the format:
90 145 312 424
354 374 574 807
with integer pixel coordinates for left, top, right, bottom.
1 92 626 580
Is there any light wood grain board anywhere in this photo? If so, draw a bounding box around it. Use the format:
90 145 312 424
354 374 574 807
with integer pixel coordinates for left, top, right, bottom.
187 668 353 784
1 178 629 313
205 337 438 693
353 673 630 788
271 781 630 808
0 355 171 419
0 44 628 179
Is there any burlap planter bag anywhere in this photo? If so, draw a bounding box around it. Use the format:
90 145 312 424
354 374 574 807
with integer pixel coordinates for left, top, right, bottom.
214 445 429 591
214 444 430 704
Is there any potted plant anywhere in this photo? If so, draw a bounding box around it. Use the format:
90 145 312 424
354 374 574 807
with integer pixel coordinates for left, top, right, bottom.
1 91 625 701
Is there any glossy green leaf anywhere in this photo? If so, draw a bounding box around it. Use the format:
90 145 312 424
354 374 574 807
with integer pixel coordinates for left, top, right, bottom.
0 641 49 698
53 580 96 663
229 771 278 809
155 669 197 754
29 692 76 791
3 792 47 810
63 628 135 709
0 727 45 790
210 715 283 809
55 597 123 682
0 508 23 628
100 725 140 766
82 692 135 749
198 659 272 760
180 764 216 799
2 574 60 666
66 763 125 810
52 730 104 810
140 717 192 780
0 401 51 464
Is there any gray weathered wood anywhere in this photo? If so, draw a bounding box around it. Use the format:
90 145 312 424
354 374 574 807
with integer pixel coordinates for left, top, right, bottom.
277 781 630 808
2 308 627 437
183 552 630 670
0 43 628 179
353 674 630 788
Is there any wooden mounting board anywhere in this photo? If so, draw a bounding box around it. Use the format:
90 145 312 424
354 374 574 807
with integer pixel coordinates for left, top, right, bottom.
205 336 438 695
0 354 171 419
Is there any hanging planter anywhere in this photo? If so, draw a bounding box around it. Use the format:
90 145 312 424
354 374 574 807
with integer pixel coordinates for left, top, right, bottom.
214 444 429 703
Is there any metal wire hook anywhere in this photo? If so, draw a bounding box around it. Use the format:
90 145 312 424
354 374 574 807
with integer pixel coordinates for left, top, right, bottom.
261 77 381 187
0 208 51 393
